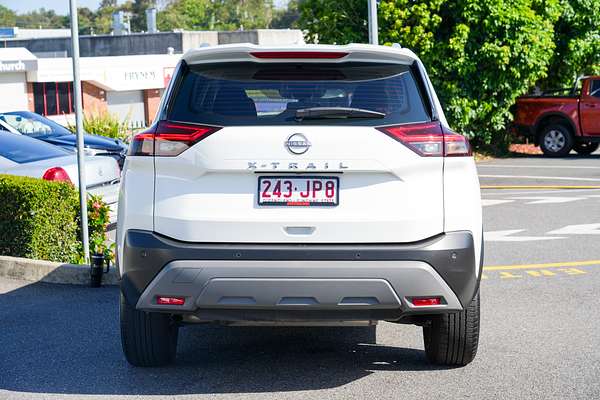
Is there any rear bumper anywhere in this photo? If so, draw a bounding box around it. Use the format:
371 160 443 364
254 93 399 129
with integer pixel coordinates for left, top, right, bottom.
120 230 481 321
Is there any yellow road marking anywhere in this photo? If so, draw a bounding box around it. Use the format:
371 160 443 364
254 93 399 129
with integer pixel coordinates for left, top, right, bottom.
525 269 556 277
481 185 600 190
484 260 600 271
499 271 522 279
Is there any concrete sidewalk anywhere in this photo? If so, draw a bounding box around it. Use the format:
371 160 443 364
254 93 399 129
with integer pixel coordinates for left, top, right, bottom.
0 255 118 285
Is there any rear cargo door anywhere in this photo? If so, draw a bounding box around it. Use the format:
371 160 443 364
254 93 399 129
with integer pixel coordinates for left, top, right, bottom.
153 61 444 243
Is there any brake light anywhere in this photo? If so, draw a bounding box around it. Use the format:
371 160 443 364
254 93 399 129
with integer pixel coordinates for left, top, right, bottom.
129 121 221 156
377 122 471 157
42 167 72 183
156 296 186 306
250 51 349 59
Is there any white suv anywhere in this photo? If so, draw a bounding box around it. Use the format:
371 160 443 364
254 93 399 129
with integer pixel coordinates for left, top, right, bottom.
117 44 483 367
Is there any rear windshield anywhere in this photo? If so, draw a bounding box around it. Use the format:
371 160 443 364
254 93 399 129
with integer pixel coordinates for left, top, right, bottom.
0 134 69 164
168 62 431 126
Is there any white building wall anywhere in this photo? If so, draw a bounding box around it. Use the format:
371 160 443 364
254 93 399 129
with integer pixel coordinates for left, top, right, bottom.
107 90 146 128
0 72 28 111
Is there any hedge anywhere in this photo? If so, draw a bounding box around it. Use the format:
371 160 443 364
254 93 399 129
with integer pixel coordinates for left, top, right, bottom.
0 174 80 263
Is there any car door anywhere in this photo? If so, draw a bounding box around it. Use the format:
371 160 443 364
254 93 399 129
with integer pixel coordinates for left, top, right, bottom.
580 78 600 136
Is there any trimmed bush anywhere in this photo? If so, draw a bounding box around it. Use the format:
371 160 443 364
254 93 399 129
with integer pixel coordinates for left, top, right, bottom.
0 174 80 262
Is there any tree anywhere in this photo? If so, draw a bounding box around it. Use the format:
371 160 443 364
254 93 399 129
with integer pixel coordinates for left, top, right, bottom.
77 7 96 35
158 0 274 31
131 0 156 31
15 8 68 28
158 0 213 30
299 0 560 146
272 0 301 29
543 0 600 89
0 5 17 27
299 0 367 43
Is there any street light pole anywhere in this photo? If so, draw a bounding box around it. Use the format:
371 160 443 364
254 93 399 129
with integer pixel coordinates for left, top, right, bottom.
69 0 90 263
367 0 378 45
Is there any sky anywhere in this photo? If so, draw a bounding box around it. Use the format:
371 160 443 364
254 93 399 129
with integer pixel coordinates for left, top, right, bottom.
3 0 288 15
3 0 101 14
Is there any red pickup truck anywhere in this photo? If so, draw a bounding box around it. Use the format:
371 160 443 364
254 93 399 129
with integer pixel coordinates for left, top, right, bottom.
514 76 600 156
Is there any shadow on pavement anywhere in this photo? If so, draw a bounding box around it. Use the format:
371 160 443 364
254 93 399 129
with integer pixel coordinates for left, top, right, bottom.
0 281 448 396
505 152 600 159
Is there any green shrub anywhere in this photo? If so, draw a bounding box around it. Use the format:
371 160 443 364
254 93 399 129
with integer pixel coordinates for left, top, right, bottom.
68 112 131 142
72 194 115 264
0 174 80 262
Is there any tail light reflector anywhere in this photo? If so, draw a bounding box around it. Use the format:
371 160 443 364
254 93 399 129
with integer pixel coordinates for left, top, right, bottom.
42 167 72 183
411 297 443 307
156 296 186 306
378 122 471 157
250 51 348 59
129 121 221 157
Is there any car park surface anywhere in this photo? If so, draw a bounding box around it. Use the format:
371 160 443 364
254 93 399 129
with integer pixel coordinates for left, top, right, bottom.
1 154 600 399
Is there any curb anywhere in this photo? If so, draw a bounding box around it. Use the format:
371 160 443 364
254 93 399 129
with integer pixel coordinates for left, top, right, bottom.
0 255 119 286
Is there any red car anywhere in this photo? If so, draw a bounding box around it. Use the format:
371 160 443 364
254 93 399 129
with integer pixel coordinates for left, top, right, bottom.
513 76 600 156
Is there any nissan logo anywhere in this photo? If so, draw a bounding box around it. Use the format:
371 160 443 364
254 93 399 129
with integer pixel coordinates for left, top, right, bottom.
285 133 311 155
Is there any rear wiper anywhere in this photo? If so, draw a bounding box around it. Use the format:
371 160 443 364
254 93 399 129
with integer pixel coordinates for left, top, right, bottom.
295 107 385 121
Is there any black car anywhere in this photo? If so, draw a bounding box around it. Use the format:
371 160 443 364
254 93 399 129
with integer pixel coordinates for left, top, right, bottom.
0 111 127 167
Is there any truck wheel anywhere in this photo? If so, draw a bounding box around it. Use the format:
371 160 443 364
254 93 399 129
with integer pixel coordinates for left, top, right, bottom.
539 124 573 157
120 293 179 367
573 142 599 155
423 292 480 366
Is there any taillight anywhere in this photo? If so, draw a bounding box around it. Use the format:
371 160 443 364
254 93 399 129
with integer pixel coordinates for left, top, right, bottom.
377 122 471 157
129 121 221 157
42 167 72 183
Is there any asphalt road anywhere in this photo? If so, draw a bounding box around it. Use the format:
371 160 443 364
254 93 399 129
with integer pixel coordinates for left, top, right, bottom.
2 154 600 400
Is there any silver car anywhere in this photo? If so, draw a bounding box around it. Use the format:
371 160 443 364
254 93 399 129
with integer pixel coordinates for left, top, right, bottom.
0 131 121 219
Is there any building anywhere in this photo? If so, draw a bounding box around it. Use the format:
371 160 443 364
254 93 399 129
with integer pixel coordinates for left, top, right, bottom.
0 29 305 127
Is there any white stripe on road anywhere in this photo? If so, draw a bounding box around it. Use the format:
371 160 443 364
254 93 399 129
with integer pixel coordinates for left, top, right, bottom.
507 196 585 204
481 199 515 206
479 164 600 170
484 229 565 242
547 224 600 235
479 174 600 182
482 188 600 196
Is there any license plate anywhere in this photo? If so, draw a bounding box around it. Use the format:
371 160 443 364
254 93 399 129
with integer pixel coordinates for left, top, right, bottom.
258 176 339 206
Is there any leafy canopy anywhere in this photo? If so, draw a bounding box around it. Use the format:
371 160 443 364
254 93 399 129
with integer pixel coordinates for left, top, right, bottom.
298 0 587 145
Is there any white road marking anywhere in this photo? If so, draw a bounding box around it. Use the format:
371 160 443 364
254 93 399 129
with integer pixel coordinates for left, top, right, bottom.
484 229 565 242
478 164 600 170
481 199 515 206
547 223 600 235
479 174 600 182
507 196 586 204
481 188 600 196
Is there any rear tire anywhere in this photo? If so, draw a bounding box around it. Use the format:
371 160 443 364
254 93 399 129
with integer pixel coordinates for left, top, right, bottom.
573 142 599 155
423 292 480 366
120 293 179 367
539 124 573 157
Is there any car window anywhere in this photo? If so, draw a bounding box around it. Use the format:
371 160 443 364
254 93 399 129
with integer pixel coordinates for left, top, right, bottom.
0 112 72 137
0 113 55 137
169 62 431 126
590 80 600 99
0 135 69 163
